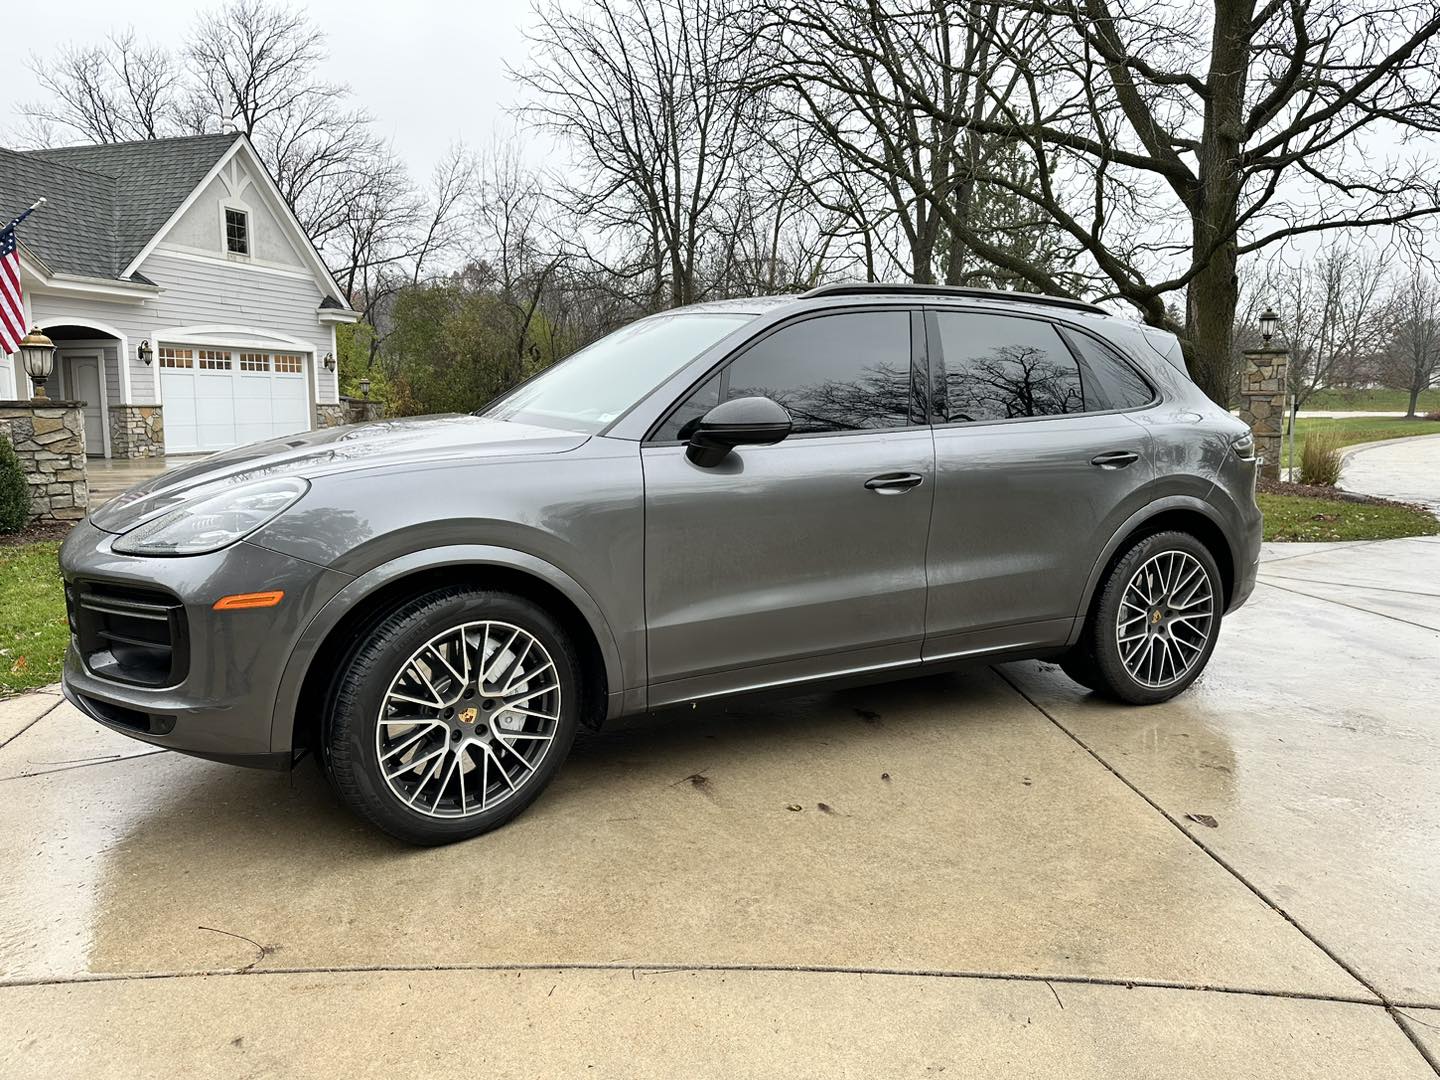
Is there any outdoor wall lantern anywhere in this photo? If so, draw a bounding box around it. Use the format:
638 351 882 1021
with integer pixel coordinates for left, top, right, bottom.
138 339 154 365
359 376 371 401
1259 306 1279 345
19 327 56 400
323 352 336 372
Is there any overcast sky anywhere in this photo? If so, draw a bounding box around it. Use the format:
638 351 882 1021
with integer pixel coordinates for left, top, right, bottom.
0 0 540 176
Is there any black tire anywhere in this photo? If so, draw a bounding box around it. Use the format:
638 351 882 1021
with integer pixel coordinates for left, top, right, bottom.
326 587 581 845
1083 531 1223 706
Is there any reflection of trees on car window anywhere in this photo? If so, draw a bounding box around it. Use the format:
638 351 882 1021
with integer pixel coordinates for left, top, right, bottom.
946 343 1083 420
731 362 911 433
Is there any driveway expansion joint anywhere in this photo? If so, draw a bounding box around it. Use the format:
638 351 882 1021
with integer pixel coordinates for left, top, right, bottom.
0 959 1399 1008
1255 579 1440 634
995 667 1440 1077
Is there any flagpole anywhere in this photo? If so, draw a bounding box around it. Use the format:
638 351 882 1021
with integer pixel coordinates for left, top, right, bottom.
6 198 46 225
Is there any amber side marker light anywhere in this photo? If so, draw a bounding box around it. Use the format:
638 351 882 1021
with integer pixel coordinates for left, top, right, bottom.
213 590 285 611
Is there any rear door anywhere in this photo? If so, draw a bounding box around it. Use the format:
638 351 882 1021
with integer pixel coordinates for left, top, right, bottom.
641 308 934 704
922 308 1155 660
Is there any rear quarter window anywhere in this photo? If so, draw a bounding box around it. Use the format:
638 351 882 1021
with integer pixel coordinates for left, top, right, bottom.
1063 330 1156 410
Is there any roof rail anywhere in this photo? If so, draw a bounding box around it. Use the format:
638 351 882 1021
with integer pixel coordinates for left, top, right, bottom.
801 281 1107 316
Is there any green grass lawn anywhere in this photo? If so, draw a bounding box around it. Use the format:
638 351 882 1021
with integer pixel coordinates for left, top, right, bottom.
1301 388 1440 413
1281 416 1440 469
0 541 67 696
1258 493 1440 542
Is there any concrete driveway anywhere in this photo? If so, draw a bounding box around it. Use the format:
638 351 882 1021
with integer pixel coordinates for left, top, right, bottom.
1340 433 1440 514
2 537 1439 1078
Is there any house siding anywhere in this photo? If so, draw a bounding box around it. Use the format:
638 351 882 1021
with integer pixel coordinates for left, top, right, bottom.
138 250 339 404
25 252 339 411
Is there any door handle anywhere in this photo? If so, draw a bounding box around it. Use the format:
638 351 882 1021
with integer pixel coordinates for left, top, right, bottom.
864 472 925 494
1090 450 1140 470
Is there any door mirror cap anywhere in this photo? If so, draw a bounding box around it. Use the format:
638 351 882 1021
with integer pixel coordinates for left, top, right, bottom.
686 395 792 467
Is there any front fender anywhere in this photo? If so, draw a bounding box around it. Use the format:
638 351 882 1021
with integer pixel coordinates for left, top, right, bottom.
266 544 629 755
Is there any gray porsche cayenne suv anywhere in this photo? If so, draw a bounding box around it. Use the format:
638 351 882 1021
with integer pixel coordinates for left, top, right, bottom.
60 283 1261 844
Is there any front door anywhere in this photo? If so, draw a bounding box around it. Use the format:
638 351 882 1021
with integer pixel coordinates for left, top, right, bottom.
641 308 933 706
922 309 1156 658
65 353 105 457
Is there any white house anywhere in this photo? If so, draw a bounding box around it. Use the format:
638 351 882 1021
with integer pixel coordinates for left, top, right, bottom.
0 132 359 457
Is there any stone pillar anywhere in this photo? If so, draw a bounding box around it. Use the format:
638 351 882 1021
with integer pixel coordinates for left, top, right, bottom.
1237 349 1289 481
0 401 90 523
108 404 165 458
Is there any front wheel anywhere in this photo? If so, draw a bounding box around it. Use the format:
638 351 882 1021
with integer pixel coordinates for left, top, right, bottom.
1081 531 1223 705
325 587 580 845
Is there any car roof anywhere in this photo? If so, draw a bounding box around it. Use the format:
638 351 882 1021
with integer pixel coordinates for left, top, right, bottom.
678 284 1113 325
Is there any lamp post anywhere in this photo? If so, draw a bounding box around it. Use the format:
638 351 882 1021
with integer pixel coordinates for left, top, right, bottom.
359 376 371 401
1258 306 1279 346
18 327 56 401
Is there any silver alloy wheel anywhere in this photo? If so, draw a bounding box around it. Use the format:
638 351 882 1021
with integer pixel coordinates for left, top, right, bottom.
1115 550 1214 690
375 620 561 818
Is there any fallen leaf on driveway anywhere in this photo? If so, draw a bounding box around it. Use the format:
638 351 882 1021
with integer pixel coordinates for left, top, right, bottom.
1185 813 1219 828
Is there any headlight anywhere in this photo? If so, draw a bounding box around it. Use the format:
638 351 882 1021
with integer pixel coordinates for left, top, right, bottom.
112 478 310 556
1231 433 1256 461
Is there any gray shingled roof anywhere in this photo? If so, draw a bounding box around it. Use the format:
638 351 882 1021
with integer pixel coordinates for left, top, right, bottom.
0 133 240 281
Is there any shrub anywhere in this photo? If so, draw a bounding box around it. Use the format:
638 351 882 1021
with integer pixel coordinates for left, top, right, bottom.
0 435 30 534
1299 430 1344 487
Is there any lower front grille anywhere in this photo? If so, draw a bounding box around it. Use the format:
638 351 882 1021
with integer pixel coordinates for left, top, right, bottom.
66 581 189 688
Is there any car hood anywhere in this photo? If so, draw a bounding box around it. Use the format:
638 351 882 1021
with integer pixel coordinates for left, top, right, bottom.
91 413 588 533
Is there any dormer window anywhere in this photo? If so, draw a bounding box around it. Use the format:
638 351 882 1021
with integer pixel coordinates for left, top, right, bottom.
225 207 249 255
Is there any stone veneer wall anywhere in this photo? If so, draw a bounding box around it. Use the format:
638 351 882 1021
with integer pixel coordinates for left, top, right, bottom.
0 401 89 523
1237 349 1289 481
315 403 346 428
317 399 385 428
109 405 165 458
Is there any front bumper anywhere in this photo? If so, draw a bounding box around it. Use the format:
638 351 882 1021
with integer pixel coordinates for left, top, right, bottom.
59 517 351 769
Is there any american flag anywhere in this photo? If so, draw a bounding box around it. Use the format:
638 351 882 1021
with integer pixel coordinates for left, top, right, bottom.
1 206 39 356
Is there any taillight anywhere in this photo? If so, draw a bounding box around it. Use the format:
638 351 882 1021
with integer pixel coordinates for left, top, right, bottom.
1231 433 1256 461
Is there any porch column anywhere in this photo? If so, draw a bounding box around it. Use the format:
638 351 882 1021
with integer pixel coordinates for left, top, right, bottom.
0 400 89 523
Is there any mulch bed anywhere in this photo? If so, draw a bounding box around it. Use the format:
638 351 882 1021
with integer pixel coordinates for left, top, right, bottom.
0 522 75 548
1257 477 1431 512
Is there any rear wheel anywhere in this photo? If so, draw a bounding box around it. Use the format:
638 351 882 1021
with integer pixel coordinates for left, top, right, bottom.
326 587 580 844
1080 531 1222 705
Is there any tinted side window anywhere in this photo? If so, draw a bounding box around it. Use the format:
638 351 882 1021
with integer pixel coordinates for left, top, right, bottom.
659 311 914 439
1065 331 1155 410
934 312 1083 422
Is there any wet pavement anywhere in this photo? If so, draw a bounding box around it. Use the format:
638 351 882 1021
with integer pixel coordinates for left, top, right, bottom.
85 456 186 509
1339 433 1440 514
2 536 1438 1078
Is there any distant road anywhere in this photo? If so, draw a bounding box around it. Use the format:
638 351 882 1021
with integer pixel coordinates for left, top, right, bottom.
1338 433 1440 514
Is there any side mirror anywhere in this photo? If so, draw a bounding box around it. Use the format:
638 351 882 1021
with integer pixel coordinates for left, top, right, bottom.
685 395 792 467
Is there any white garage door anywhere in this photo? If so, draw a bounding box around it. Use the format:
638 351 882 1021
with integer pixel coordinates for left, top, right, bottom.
159 345 311 453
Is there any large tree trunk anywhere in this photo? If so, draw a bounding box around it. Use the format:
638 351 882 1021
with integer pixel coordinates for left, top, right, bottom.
1407 385 1420 419
1185 240 1240 406
1185 0 1254 407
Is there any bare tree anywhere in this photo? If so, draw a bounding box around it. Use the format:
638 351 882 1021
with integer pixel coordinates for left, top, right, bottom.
21 31 182 144
756 2 1085 290
332 144 477 365
759 1 1440 405
1383 265 1440 418
515 0 763 308
1268 242 1388 409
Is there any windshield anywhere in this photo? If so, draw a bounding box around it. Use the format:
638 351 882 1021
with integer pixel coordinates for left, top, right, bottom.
481 312 755 434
